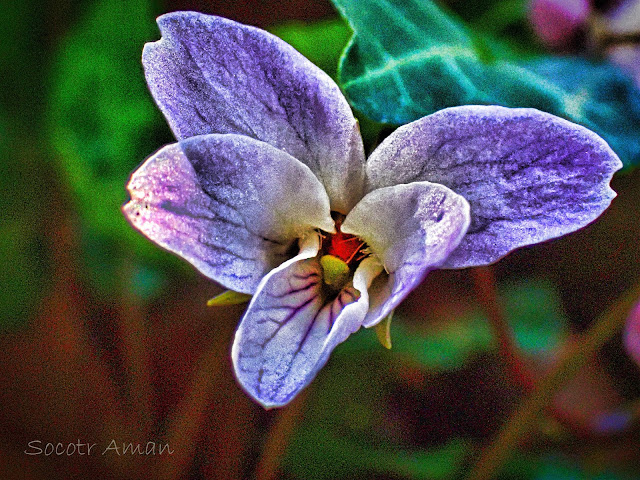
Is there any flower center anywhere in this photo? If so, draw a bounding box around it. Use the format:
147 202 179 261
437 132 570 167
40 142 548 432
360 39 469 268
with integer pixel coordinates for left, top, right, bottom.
317 213 369 289
323 213 368 265
322 212 367 267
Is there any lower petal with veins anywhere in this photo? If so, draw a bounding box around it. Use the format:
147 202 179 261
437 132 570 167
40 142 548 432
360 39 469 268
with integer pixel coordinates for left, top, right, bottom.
232 248 381 408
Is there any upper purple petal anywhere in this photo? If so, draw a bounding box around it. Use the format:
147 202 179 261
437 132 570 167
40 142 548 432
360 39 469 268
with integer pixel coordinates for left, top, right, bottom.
365 105 622 269
232 239 381 408
341 181 470 327
123 134 334 294
143 11 366 212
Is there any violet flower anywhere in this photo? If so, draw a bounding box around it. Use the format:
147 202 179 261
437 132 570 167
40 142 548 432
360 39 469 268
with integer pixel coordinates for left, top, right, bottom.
123 11 621 408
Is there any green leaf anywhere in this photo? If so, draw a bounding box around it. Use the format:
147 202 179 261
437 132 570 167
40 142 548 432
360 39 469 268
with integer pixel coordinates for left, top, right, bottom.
0 215 49 331
0 103 52 329
452 0 527 31
503 279 568 357
48 0 180 297
286 427 469 480
0 0 50 131
269 18 352 78
389 313 493 371
446 0 540 54
504 452 636 480
332 0 640 168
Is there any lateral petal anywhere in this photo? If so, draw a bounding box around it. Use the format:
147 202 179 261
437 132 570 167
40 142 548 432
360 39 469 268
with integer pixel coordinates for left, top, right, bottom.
123 135 334 293
341 182 470 327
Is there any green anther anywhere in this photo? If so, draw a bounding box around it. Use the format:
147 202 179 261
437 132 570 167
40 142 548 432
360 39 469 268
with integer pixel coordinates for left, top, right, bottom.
320 254 351 289
207 290 252 307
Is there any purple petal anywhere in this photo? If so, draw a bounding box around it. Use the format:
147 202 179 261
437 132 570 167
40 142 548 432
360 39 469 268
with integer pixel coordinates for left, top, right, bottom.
232 247 381 408
341 182 470 327
143 11 365 212
365 106 622 269
123 135 334 294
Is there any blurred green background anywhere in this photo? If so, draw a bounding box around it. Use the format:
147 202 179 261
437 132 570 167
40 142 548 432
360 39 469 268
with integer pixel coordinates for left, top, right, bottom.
2 0 640 479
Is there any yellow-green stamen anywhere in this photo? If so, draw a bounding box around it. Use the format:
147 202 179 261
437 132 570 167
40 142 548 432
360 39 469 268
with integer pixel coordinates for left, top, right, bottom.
320 254 351 289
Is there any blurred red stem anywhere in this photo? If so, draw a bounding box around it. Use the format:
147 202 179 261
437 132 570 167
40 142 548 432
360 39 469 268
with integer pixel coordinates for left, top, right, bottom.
159 333 228 480
470 267 598 438
255 389 309 480
119 265 153 439
471 267 535 390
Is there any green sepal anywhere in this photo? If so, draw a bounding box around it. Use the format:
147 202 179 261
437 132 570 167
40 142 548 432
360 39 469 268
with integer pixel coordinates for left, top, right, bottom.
207 290 252 307
374 310 393 349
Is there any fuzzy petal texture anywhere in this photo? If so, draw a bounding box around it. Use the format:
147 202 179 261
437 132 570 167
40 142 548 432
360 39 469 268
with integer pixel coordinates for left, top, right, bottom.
341 182 470 327
123 134 334 294
365 105 622 269
143 11 365 212
232 236 382 407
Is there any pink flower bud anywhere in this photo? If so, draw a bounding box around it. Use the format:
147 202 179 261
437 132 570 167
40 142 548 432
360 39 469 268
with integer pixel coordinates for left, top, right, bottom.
529 0 592 48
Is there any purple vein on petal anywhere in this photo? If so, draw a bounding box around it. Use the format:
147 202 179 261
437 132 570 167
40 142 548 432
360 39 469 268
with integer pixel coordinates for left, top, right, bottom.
231 240 377 407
